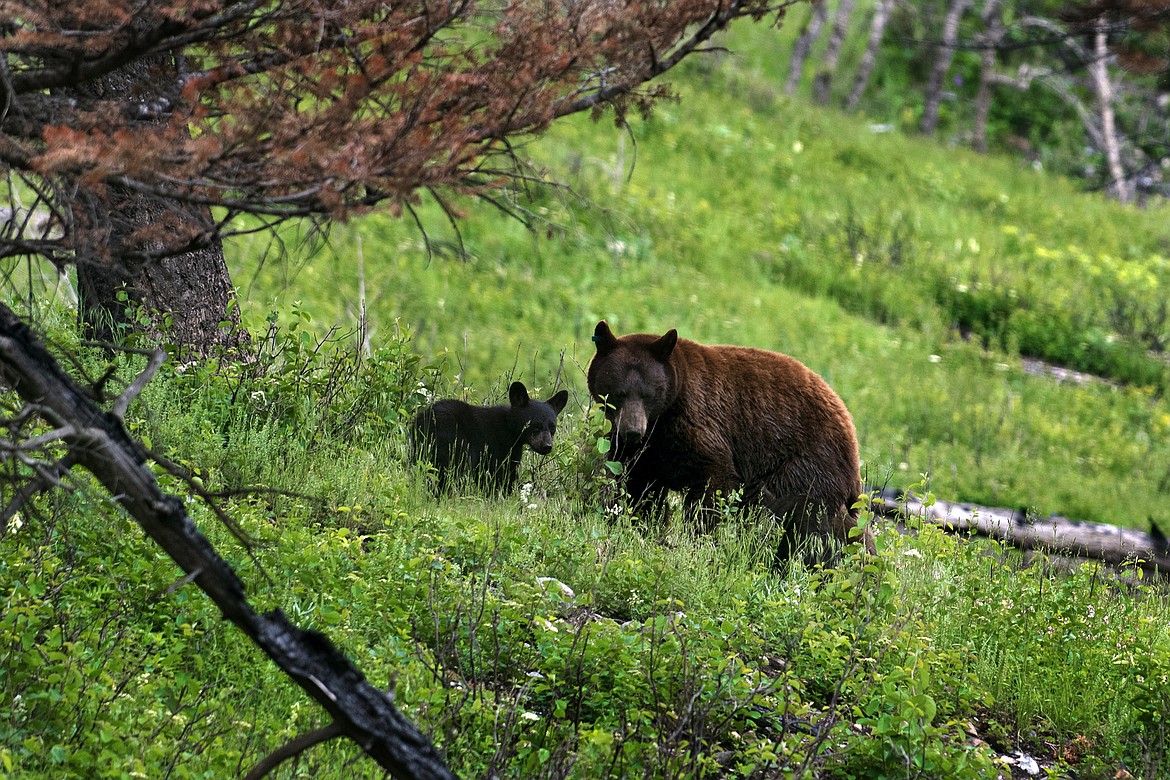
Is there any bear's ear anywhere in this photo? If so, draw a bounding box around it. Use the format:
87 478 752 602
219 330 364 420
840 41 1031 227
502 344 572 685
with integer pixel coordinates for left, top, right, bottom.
508 381 530 408
592 320 618 355
547 389 569 415
649 329 678 363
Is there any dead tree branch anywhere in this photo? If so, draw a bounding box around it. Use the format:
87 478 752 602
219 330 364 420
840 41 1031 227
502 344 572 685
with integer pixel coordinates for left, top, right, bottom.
0 302 454 780
243 722 346 780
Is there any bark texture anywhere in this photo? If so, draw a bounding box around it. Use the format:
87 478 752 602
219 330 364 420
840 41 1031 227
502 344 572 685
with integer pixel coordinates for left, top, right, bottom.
786 0 829 95
1088 24 1130 202
873 489 1170 577
813 0 858 105
971 0 1004 153
64 55 246 357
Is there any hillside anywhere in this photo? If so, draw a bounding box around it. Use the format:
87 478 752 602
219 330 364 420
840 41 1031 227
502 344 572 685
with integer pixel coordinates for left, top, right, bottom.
5 17 1170 780
230 22 1170 532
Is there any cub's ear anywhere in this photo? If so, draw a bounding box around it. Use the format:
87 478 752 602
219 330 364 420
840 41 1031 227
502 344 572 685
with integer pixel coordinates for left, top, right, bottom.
547 389 569 415
508 381 530 408
649 329 678 362
592 320 619 354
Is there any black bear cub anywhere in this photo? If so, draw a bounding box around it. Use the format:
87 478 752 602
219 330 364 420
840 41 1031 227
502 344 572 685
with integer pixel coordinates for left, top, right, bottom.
411 381 570 495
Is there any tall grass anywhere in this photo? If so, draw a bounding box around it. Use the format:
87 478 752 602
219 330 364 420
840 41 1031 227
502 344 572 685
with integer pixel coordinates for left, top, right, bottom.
2 311 1169 778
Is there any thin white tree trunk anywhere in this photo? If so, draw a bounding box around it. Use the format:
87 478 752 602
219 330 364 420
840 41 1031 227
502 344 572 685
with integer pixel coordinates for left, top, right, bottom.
971 0 1004 153
1089 24 1129 203
845 0 894 112
786 0 829 96
813 0 858 105
920 0 973 136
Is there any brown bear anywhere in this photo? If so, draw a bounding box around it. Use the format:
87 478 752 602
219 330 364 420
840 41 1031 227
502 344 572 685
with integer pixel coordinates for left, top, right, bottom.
411 381 569 495
587 320 874 560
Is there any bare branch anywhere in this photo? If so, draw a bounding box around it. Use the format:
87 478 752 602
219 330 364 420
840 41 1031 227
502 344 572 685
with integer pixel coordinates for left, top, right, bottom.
243 722 346 780
0 449 79 532
111 348 166 419
0 303 455 780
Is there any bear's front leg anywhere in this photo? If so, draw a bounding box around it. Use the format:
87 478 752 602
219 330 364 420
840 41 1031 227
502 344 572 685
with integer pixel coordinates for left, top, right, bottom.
760 487 848 564
684 446 744 533
683 479 745 534
622 468 672 523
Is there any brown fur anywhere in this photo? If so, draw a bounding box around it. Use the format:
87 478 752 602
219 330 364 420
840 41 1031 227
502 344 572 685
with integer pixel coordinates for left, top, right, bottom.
587 321 874 559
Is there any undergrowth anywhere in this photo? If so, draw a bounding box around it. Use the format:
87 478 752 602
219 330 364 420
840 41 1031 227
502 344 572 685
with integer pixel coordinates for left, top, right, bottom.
2 324 1168 779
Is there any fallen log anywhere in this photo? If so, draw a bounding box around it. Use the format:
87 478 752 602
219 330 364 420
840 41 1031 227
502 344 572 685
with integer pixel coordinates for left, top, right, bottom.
870 489 1170 577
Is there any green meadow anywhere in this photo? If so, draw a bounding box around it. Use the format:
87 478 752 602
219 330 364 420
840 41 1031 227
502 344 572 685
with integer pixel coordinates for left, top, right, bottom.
5 20 1170 780
233 22 1170 531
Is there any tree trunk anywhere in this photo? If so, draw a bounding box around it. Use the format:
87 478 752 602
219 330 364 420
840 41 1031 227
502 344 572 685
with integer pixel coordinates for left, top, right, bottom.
786 0 830 96
971 0 1004 153
920 0 973 136
1088 24 1130 203
65 56 248 358
813 0 858 105
845 0 894 112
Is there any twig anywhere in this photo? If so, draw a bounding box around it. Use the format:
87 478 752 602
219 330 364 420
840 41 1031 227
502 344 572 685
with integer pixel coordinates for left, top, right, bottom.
112 348 166 419
0 450 79 531
242 722 347 780
0 303 455 780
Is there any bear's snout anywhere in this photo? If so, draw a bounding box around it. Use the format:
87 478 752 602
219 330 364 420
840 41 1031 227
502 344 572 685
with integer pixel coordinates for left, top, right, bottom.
613 401 648 441
529 432 554 455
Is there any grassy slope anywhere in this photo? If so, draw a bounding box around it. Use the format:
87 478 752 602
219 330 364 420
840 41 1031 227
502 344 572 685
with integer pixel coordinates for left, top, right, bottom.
230 23 1170 530
9 18 1170 780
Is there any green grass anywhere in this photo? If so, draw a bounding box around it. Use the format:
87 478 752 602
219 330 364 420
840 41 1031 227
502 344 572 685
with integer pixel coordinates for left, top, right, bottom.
226 34 1170 530
6 17 1170 779
3 342 1168 777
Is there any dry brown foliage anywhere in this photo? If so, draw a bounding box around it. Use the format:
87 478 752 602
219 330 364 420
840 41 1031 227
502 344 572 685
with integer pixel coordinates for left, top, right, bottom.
1 0 789 262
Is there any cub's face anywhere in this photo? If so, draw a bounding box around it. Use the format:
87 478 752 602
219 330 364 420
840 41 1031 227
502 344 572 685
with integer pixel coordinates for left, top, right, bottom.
587 321 677 445
509 382 569 455
519 404 560 454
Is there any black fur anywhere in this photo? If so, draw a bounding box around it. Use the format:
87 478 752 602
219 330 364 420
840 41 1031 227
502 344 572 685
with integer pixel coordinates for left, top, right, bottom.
410 381 569 495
